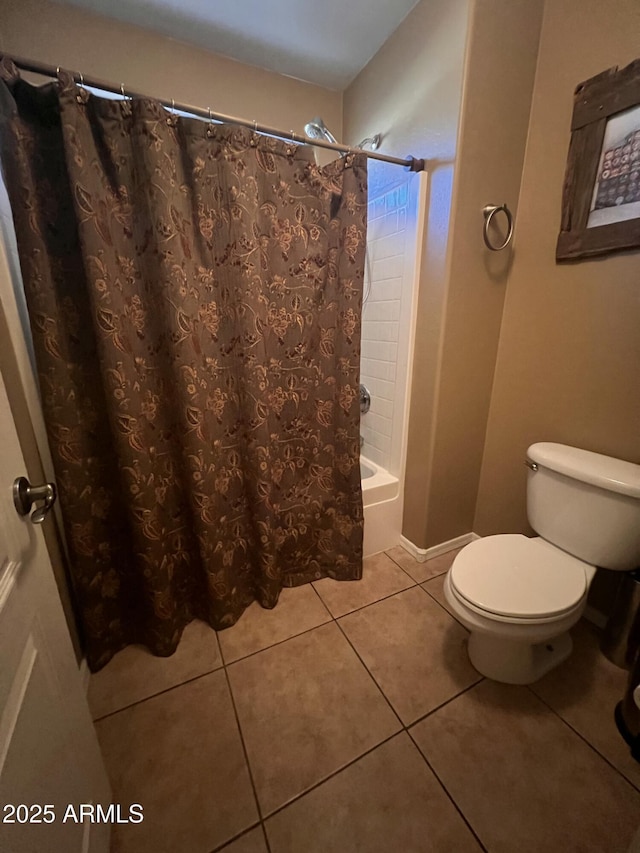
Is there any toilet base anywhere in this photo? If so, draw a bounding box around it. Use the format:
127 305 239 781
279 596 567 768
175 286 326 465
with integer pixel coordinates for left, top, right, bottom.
467 630 573 684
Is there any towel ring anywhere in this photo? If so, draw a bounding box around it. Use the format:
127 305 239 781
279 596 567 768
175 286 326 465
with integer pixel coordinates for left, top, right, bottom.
482 203 513 251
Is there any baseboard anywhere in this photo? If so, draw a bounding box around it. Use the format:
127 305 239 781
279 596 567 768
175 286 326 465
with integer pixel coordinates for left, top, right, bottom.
584 605 608 630
399 532 480 563
79 657 91 694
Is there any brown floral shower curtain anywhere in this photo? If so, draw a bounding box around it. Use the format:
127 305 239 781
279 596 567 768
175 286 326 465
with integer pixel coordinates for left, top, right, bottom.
0 59 366 671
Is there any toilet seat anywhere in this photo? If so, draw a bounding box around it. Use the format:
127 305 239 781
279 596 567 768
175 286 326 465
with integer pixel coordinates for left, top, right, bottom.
450 534 588 622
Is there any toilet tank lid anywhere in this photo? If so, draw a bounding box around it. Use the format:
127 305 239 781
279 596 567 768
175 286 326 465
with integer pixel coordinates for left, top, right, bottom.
527 443 640 499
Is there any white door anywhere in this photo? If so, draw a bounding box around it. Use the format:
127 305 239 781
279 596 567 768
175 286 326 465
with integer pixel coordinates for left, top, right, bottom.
0 363 112 853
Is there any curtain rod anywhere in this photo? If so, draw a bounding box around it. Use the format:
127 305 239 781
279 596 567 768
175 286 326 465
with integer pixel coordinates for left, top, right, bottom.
4 54 425 173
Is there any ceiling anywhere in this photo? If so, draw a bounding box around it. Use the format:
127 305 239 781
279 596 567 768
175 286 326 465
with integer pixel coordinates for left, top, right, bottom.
56 0 420 90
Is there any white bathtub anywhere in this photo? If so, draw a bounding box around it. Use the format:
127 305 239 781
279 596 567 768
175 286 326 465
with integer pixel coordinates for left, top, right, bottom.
360 456 403 557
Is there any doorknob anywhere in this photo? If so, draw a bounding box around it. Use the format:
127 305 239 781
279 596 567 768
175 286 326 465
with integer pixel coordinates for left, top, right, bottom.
13 477 57 524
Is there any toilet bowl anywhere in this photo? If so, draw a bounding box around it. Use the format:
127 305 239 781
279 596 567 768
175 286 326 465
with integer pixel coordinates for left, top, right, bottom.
444 443 640 685
444 534 596 683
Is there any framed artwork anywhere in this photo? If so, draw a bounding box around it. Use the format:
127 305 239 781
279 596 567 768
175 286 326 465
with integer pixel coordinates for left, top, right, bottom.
556 58 640 261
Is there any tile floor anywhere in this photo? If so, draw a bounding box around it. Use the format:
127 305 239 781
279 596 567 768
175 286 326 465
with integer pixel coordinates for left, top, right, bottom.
88 546 640 853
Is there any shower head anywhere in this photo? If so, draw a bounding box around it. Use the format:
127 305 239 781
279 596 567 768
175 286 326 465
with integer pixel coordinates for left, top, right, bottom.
304 117 339 145
357 134 382 151
304 118 383 156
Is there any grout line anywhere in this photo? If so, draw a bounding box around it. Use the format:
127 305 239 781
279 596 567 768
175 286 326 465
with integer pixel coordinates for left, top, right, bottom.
221 614 333 669
250 624 486 836
526 686 640 795
319 581 417 621
383 550 450 585
221 665 272 849
221 561 425 669
403 567 449 585
260 730 402 822
260 822 272 853
98 559 589 851
382 549 425 581
94 566 425 723
216 578 427 841
420 579 469 628
219 567 441 826
333 617 405 728
308 582 334 620
406 678 484 730
213 627 223 665
220 588 489 837
208 821 262 853
94 561 640 851
223 593 638 842
92 662 226 723
407 727 490 853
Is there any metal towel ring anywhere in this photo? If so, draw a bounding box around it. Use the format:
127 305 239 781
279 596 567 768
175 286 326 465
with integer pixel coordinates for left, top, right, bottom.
482 203 514 251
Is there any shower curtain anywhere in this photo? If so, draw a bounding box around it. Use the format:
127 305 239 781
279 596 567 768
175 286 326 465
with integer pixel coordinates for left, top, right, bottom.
0 58 366 671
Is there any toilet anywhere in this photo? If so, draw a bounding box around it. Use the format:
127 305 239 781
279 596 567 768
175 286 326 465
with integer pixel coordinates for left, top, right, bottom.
444 442 640 684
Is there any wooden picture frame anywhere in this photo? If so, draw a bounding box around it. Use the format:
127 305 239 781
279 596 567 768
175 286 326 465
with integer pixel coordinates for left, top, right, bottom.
556 58 640 261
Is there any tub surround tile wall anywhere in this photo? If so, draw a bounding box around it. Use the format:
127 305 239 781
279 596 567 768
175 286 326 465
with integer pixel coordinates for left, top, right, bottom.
91 546 639 852
360 177 414 472
359 170 424 558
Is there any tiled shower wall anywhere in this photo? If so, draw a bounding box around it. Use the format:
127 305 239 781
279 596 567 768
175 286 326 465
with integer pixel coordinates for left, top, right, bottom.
360 178 413 473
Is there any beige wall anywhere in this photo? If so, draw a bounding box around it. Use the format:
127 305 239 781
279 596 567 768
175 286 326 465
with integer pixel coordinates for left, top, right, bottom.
345 0 543 550
343 0 469 167
0 0 342 138
422 0 543 547
475 0 640 539
344 0 471 548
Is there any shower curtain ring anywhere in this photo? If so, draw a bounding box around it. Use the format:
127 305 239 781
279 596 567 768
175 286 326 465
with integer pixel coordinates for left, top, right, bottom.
120 83 126 98
287 130 298 155
75 71 88 103
207 107 214 137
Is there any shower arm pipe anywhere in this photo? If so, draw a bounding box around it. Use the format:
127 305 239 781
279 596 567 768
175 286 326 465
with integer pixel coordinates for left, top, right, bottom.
4 54 426 173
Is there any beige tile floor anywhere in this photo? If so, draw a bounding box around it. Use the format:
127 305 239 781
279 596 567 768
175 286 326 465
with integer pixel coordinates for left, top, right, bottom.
90 547 640 853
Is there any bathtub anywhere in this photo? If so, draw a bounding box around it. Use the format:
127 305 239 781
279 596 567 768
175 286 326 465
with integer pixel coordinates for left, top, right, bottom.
360 456 403 557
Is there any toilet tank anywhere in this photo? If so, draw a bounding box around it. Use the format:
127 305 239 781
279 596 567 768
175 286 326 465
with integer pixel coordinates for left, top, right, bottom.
526 442 640 571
